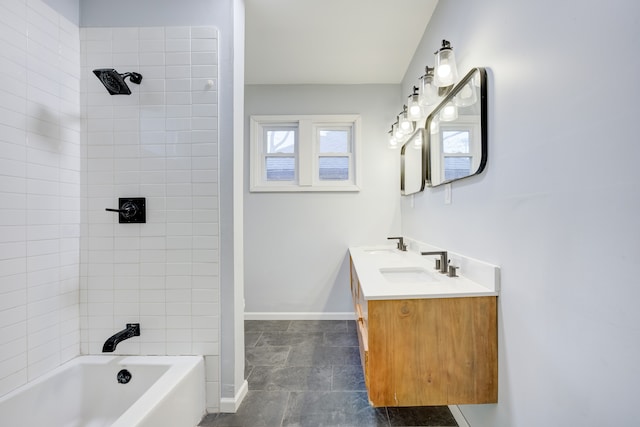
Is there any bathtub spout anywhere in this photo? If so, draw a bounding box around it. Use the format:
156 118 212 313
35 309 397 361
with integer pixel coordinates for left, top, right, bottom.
102 323 140 352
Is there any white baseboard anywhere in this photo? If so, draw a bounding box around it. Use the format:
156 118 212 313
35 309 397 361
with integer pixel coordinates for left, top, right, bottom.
244 312 355 320
219 380 248 413
448 405 470 427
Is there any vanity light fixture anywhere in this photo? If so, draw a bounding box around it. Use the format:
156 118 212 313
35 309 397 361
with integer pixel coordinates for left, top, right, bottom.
398 105 415 135
407 86 422 121
419 66 439 107
388 124 399 149
386 39 459 149
434 40 458 88
393 120 404 141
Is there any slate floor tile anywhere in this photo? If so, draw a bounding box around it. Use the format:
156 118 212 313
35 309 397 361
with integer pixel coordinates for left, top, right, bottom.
245 345 290 367
245 320 291 332
244 332 262 348
332 364 366 391
286 320 348 332
256 331 324 347
287 344 361 366
248 365 332 391
199 391 289 427
324 331 359 346
282 391 389 427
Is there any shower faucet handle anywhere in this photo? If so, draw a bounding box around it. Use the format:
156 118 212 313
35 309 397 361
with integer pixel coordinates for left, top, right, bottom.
105 198 146 223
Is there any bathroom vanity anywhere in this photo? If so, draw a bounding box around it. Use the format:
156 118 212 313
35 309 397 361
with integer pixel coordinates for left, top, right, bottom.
349 245 498 407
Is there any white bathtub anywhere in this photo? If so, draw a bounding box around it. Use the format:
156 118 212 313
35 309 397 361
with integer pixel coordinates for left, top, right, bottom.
0 356 205 427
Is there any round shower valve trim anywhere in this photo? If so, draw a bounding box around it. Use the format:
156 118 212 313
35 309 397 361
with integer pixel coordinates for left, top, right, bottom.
105 198 146 223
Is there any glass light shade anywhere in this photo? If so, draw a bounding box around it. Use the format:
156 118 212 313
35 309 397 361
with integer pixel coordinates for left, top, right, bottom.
398 111 414 134
419 69 439 107
393 121 404 140
440 102 458 121
454 82 477 107
388 130 398 149
430 118 440 134
407 93 422 121
434 40 458 87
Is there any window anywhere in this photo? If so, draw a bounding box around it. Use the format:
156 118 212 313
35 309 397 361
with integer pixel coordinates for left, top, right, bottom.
442 130 472 181
250 115 361 192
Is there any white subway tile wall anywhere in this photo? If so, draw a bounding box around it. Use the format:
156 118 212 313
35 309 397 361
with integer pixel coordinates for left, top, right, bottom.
0 0 81 397
80 26 220 410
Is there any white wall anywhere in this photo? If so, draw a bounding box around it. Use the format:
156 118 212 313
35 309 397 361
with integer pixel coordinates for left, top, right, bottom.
401 0 640 425
0 0 81 397
244 84 402 316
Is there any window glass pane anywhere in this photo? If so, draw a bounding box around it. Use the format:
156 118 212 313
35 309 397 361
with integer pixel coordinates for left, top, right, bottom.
444 156 472 180
266 157 295 181
442 130 470 153
319 130 350 153
266 129 296 153
319 156 349 180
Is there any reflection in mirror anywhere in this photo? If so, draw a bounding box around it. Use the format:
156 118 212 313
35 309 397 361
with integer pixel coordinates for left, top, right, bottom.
401 128 426 195
426 67 487 187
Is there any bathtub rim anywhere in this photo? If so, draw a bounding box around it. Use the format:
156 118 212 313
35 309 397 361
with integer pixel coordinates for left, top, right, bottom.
0 355 206 427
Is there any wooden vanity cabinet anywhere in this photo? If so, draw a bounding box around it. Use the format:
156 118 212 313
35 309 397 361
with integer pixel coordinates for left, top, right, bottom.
349 257 498 407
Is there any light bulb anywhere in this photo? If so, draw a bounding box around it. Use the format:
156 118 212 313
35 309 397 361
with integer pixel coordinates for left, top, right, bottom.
434 40 458 87
454 82 477 107
437 64 451 79
408 103 422 120
430 119 439 134
407 87 423 121
440 103 458 121
398 109 414 135
388 133 398 149
393 122 404 140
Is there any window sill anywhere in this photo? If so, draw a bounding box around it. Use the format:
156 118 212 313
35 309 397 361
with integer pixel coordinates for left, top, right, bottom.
249 184 361 193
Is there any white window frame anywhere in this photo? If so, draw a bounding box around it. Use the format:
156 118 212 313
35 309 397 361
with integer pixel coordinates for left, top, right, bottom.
250 114 362 192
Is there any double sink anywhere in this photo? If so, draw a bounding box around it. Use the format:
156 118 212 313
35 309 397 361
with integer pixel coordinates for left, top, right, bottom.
351 245 498 300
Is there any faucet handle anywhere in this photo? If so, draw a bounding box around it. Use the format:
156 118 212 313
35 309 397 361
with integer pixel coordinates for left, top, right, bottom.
387 236 407 251
447 265 458 277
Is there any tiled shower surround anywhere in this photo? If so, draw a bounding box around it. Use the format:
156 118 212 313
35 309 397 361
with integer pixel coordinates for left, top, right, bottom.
0 0 81 398
80 26 221 409
0 0 221 412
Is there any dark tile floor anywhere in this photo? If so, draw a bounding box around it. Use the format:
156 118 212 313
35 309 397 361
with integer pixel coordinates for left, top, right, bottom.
199 320 458 427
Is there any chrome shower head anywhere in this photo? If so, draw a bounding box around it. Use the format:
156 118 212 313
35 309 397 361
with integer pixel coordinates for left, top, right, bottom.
92 68 143 95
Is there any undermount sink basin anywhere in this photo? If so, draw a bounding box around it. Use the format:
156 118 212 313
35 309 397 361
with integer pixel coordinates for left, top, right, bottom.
364 248 396 255
379 267 440 283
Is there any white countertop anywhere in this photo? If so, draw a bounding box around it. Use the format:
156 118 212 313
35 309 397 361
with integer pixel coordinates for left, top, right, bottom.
349 245 499 300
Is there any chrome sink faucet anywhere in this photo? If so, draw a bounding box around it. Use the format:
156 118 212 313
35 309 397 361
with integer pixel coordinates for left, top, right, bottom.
387 236 407 251
421 251 448 274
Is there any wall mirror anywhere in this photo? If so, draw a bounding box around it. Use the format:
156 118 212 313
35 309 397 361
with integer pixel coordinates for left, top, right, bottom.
426 67 487 187
400 128 426 195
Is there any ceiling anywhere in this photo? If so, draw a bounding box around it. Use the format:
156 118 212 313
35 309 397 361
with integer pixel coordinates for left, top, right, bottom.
244 0 439 85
